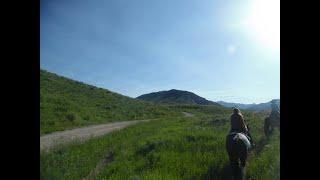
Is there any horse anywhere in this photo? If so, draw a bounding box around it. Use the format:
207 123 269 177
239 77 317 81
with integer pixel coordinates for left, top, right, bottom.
264 111 280 138
226 127 253 180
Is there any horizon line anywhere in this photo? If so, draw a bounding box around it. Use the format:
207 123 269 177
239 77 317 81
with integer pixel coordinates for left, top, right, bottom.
41 68 279 105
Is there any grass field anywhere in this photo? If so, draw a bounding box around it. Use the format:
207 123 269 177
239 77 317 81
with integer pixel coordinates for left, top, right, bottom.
40 70 178 135
40 106 279 180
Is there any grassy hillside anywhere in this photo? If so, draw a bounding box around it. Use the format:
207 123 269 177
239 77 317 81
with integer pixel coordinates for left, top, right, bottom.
137 89 220 106
40 70 178 135
40 105 279 179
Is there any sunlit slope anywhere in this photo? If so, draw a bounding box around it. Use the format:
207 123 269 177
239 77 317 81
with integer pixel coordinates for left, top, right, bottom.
40 70 177 134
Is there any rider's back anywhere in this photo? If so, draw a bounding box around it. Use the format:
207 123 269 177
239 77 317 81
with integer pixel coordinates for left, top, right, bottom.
230 113 247 133
270 109 280 120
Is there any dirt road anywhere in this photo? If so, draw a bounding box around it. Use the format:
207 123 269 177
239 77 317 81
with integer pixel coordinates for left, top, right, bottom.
40 112 194 151
182 112 195 117
40 120 151 151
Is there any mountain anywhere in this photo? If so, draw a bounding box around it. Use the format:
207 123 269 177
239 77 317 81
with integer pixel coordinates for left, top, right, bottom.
217 99 280 111
137 89 220 106
216 101 254 109
40 69 176 134
247 99 280 111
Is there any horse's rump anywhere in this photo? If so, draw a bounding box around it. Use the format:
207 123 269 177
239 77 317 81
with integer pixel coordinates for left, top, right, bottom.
226 133 250 157
226 132 250 178
228 132 251 149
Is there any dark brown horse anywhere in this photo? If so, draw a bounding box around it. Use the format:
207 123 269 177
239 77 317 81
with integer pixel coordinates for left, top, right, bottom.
226 127 253 180
264 111 280 138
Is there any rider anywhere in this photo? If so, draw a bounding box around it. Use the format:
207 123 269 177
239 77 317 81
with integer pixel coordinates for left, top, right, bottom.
230 107 254 146
270 100 280 120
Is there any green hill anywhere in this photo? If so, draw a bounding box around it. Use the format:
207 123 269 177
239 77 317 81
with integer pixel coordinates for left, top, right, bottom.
40 70 177 135
137 89 221 106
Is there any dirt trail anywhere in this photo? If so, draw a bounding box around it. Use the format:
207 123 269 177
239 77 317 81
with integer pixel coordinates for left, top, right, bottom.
41 112 195 152
182 112 195 117
83 151 114 180
40 120 152 151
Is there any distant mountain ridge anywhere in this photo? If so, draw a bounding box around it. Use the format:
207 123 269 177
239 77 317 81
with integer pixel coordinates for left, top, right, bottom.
216 101 254 109
137 89 220 106
217 99 280 111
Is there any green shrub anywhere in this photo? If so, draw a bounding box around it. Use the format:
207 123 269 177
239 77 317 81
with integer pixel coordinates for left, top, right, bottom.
66 113 76 122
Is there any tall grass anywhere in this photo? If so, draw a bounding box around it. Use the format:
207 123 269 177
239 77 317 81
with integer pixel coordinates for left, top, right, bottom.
246 130 280 180
41 107 279 180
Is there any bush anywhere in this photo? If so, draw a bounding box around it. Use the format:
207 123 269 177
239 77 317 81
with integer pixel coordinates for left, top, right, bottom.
66 113 76 122
83 115 90 121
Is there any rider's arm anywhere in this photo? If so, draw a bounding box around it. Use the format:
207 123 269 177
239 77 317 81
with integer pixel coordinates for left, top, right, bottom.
240 116 248 132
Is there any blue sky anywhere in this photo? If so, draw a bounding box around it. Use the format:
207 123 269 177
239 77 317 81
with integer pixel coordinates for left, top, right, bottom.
41 0 280 104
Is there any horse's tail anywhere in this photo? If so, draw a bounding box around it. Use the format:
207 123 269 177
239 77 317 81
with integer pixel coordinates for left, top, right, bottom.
226 133 249 179
226 134 243 157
